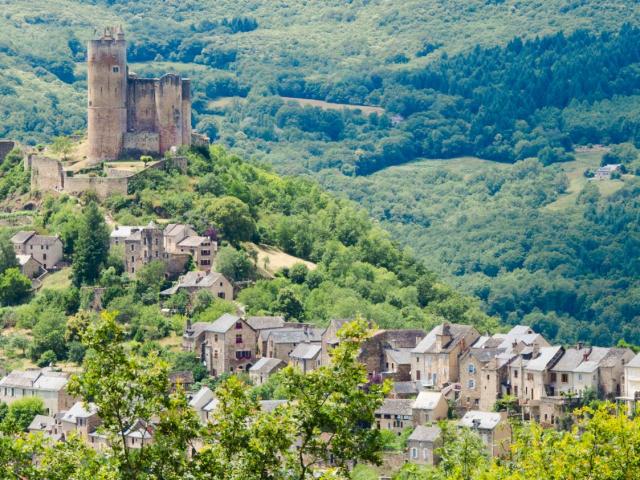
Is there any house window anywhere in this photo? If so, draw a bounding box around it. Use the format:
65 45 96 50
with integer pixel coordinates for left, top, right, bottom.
236 351 251 360
561 374 569 383
43 254 47 260
514 370 518 378
550 373 557 382
214 335 218 342
218 292 225 299
213 350 218 359
468 363 476 374
112 66 120 73
131 245 134 251
201 260 211 266
416 370 421 380
468 379 475 389
527 373 533 381
202 250 211 256
236 334 243 344
235 322 243 330
423 448 429 460
411 448 418 459
578 374 583 381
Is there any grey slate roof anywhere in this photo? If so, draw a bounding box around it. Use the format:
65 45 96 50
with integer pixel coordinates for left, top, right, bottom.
391 381 419 395
412 323 476 354
526 346 563 372
246 316 286 331
385 347 412 365
10 230 36 244
375 399 413 416
459 411 503 431
110 226 143 239
28 415 55 432
0 369 68 391
249 357 284 374
177 236 209 247
267 328 322 344
626 353 640 368
62 402 98 423
290 343 322 360
412 391 445 411
161 271 229 295
204 313 242 333
189 387 215 411
408 425 441 443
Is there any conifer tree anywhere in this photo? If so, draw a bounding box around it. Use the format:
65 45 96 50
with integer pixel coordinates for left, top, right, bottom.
72 201 109 287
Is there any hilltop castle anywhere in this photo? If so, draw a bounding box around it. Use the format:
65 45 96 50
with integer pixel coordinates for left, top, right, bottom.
87 26 192 161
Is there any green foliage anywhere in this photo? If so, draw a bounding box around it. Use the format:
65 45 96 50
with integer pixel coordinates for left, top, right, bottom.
72 201 109 287
1 397 44 434
206 196 256 244
215 245 256 282
36 349 57 367
0 236 18 274
0 268 31 306
50 136 73 159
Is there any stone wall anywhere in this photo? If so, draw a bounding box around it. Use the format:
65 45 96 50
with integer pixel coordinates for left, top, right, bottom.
30 155 64 192
0 140 16 163
123 131 160 155
64 175 129 199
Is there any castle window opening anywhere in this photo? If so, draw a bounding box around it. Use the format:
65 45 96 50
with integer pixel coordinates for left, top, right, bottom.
112 66 120 73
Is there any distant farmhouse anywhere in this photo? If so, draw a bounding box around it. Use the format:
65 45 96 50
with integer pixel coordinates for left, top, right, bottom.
10 230 63 275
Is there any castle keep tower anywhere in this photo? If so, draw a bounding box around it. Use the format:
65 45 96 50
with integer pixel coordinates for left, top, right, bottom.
87 26 127 162
87 27 192 162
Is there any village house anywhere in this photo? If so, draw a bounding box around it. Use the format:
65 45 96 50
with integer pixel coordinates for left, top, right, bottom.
16 254 43 279
176 235 216 270
189 386 218 424
58 401 102 443
289 343 322 373
160 270 234 300
620 353 640 415
28 414 56 436
459 326 550 412
515 345 564 420
0 368 75 415
247 316 286 354
182 314 258 376
388 381 420 399
249 357 284 385
459 411 511 457
163 223 197 253
320 319 350 366
264 327 323 363
411 391 448 425
113 222 166 275
374 399 414 435
359 329 425 381
10 230 63 271
411 323 481 389
407 425 442 466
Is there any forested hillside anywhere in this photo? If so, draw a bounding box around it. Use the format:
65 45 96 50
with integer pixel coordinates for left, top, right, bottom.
322 153 640 346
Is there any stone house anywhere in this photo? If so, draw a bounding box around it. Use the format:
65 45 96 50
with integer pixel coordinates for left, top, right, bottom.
58 401 101 442
620 353 640 414
389 381 420 399
595 164 622 180
160 270 234 300
16 254 43 278
411 323 481 389
249 357 284 385
407 425 442 466
0 369 75 415
459 411 511 457
163 223 197 253
516 346 564 420
320 319 350 366
289 343 322 373
28 414 55 436
264 327 323 363
247 316 286 354
411 391 448 425
189 387 217 424
358 329 425 382
459 326 549 412
176 235 216 271
374 399 413 435
182 314 258 376
10 230 63 270
120 222 166 275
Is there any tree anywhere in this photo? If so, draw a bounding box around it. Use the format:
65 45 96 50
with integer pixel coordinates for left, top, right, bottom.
215 246 256 282
30 307 67 361
437 422 488 480
0 268 31 306
67 311 201 479
0 237 18 274
1 398 45 433
51 136 73 160
288 263 309 284
206 196 256 244
37 349 57 367
134 259 167 301
275 287 304 321
72 201 109 287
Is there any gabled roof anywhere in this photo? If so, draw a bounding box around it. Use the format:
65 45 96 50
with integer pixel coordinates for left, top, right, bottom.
177 236 210 247
161 271 230 295
189 387 215 411
375 399 413 416
412 391 445 411
110 226 143 239
62 402 98 423
16 254 42 267
459 411 503 431
205 313 243 333
385 347 412 365
290 343 322 360
412 323 477 354
408 425 441 443
0 369 68 391
247 316 286 331
164 223 196 238
525 346 563 372
267 328 322 344
28 414 55 432
552 347 609 373
626 353 640 369
391 381 419 395
249 357 284 374
10 230 36 244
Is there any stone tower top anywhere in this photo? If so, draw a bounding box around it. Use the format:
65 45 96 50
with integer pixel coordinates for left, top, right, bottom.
98 25 125 42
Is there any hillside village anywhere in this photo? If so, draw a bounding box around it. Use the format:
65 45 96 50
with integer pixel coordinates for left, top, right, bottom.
2 24 640 479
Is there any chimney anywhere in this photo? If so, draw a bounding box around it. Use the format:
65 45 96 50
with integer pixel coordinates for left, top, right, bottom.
583 347 592 362
436 323 452 351
532 344 540 358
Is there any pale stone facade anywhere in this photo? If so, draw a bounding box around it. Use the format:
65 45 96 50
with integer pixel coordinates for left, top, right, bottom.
10 231 63 270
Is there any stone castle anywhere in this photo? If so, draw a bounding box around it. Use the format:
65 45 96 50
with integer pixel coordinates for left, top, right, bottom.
87 26 192 162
